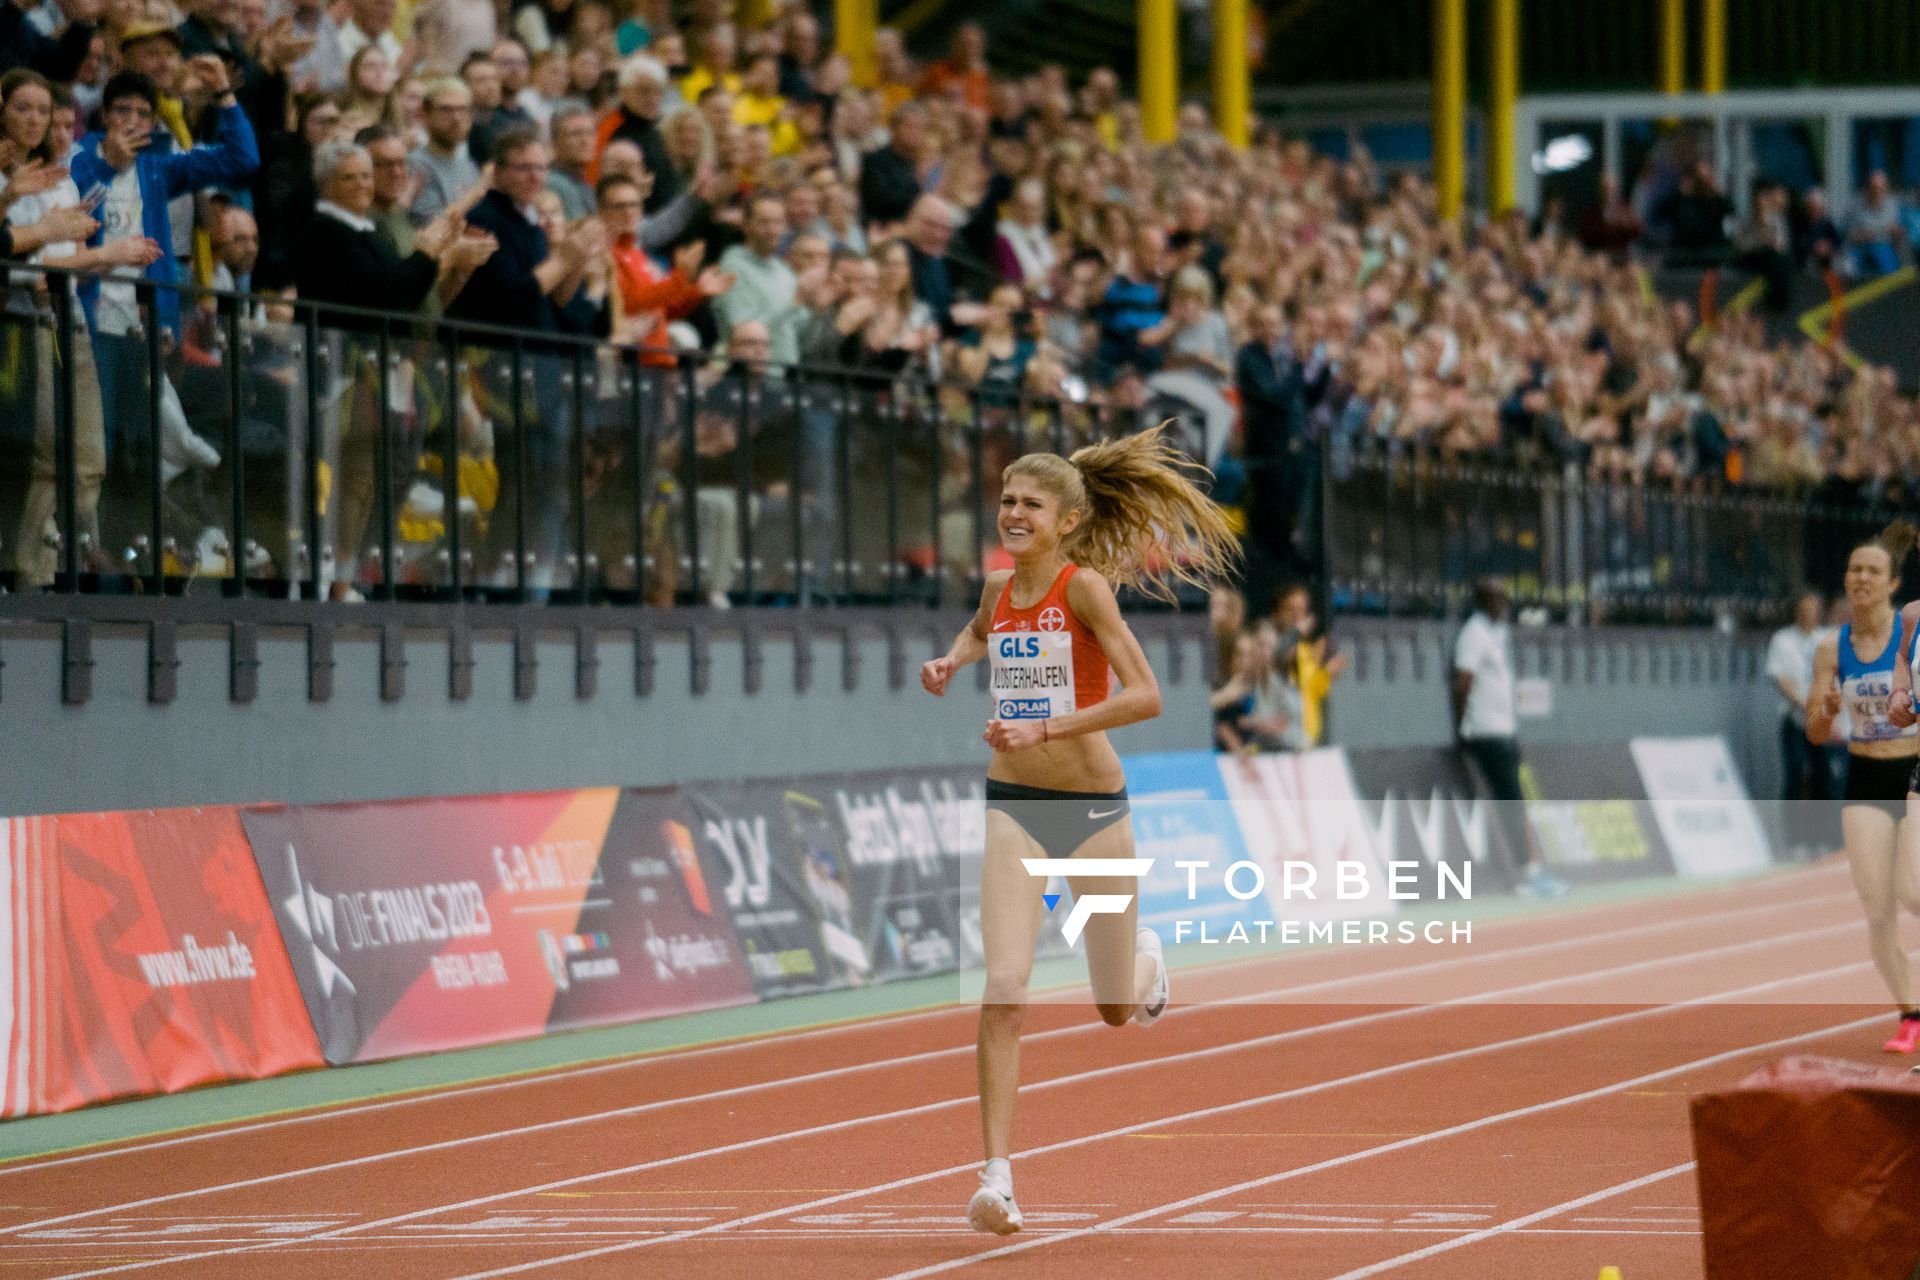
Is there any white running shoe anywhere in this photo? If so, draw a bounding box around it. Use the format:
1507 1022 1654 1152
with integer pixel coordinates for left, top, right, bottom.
1133 926 1168 1027
967 1177 1022 1235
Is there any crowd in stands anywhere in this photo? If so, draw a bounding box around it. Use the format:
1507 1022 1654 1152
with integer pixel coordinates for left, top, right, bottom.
0 0 1914 608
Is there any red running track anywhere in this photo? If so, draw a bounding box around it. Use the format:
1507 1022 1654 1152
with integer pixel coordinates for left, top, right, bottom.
0 859 1902 1280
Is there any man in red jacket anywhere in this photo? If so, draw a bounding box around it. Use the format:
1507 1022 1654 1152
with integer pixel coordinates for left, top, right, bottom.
600 172 729 367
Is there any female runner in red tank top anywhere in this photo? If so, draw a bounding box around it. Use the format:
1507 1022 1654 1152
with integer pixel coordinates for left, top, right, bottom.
920 426 1237 1235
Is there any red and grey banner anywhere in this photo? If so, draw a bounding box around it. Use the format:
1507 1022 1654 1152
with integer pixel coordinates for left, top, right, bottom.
241 789 755 1065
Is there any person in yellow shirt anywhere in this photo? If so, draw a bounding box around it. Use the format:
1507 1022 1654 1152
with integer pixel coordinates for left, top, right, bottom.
732 53 799 156
1082 67 1121 150
870 27 917 114
1274 584 1346 746
679 21 742 104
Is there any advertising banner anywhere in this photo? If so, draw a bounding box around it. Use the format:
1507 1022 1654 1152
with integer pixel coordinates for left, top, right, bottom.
683 780 846 998
1122 752 1267 942
1517 742 1676 882
1630 736 1773 876
242 789 755 1064
548 788 759 1032
1215 748 1397 924
1345 747 1522 898
0 816 36 1117
1 808 321 1117
815 769 982 982
686 771 1004 996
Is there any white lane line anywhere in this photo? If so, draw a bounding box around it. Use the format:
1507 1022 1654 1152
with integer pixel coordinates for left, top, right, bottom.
415 954 1880 1279
1 891 1855 1244
0 865 1844 1179
872 1029 1847 1280
38 925 1873 1280
1318 1163 1697 1278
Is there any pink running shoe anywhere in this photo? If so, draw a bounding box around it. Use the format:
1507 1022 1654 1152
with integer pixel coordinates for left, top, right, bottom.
1884 1018 1920 1054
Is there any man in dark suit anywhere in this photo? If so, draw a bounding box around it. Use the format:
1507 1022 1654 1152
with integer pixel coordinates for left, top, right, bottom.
451 127 606 591
1235 302 1308 599
859 102 926 228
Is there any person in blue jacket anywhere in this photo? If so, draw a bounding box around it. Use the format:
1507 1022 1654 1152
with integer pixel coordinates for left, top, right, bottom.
68 60 258 567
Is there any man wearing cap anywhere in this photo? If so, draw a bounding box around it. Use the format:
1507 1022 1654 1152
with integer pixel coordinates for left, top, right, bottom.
1452 578 1568 897
117 23 200 268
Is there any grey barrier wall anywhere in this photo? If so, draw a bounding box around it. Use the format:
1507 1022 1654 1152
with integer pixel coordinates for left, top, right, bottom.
1326 620 1781 800
0 601 1779 818
0 599 1209 817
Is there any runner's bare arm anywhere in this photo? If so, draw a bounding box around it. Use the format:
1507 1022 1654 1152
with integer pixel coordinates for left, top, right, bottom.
922 571 1011 696
1039 568 1162 739
1892 604 1920 727
1806 635 1842 745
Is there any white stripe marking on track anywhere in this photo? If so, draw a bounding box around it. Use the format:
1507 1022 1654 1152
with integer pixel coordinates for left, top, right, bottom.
4 900 1863 1249
403 956 1883 1279
1317 1163 1697 1279
42 981 1872 1280
871 1032 1847 1280
0 864 1845 1176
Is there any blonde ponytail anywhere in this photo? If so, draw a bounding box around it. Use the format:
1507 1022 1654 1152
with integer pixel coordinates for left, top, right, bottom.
1003 423 1241 602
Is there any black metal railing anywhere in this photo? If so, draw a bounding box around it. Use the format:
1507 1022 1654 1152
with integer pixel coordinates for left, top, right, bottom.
0 263 1879 627
1325 452 1881 627
0 264 1174 611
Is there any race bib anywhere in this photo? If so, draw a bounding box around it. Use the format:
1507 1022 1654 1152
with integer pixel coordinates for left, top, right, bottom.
990 629 1076 720
1848 670 1904 741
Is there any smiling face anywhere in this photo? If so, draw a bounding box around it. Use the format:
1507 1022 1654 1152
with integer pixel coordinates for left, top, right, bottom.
324 148 375 216
998 472 1078 560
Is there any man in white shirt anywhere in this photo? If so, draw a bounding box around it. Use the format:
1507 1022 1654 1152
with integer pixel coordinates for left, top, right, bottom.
336 0 403 68
284 0 348 94
1453 578 1566 896
1767 590 1831 858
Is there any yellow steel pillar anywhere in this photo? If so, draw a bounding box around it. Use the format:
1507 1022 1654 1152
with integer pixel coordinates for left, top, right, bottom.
835 0 876 88
1433 0 1466 221
1701 0 1726 93
1660 0 1685 95
1139 0 1177 145
1211 0 1249 148
1488 0 1518 215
